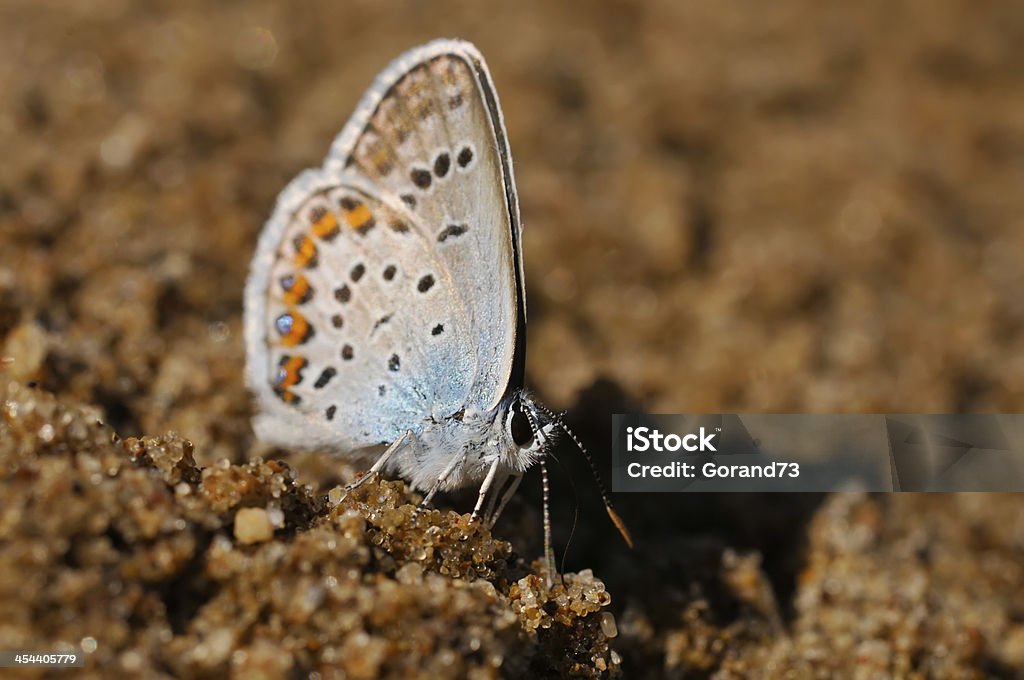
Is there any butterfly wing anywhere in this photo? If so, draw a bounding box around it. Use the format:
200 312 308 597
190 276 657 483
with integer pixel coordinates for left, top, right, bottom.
327 39 526 410
245 38 525 451
245 170 478 450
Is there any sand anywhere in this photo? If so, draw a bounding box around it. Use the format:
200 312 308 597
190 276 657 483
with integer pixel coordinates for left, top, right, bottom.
2 1 1023 677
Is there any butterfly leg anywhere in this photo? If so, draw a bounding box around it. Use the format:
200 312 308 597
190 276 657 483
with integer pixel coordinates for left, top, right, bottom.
486 471 523 529
470 459 502 523
337 429 415 502
413 453 464 518
481 468 510 521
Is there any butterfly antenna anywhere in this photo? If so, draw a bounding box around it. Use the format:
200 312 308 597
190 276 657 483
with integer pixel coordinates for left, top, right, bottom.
537 404 634 549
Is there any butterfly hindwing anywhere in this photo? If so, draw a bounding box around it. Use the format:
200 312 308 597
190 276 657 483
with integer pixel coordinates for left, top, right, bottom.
245 170 476 450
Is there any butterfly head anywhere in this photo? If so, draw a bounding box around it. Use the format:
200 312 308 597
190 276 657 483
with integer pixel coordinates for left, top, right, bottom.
503 390 559 467
503 390 635 550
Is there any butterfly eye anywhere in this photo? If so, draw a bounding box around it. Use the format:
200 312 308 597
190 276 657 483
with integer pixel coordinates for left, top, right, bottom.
510 406 534 448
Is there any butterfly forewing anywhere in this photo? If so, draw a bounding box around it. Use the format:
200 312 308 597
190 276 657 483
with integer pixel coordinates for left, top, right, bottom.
328 41 524 412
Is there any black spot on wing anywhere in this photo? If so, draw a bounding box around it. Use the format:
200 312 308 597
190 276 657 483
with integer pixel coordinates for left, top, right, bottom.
433 152 450 178
314 367 337 389
410 168 431 190
372 314 392 335
437 223 469 242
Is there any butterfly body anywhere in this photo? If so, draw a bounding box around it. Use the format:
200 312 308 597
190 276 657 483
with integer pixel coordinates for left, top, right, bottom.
386 391 556 493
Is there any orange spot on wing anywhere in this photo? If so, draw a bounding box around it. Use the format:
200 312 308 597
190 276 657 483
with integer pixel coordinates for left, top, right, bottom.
272 355 307 404
280 311 312 347
311 210 339 240
282 274 312 305
293 235 318 268
277 355 307 388
343 203 375 233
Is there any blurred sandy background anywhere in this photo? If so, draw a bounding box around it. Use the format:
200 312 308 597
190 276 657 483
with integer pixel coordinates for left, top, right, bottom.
3 0 1024 677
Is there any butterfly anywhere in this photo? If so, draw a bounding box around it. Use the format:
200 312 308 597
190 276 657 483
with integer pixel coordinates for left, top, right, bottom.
244 39 630 570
